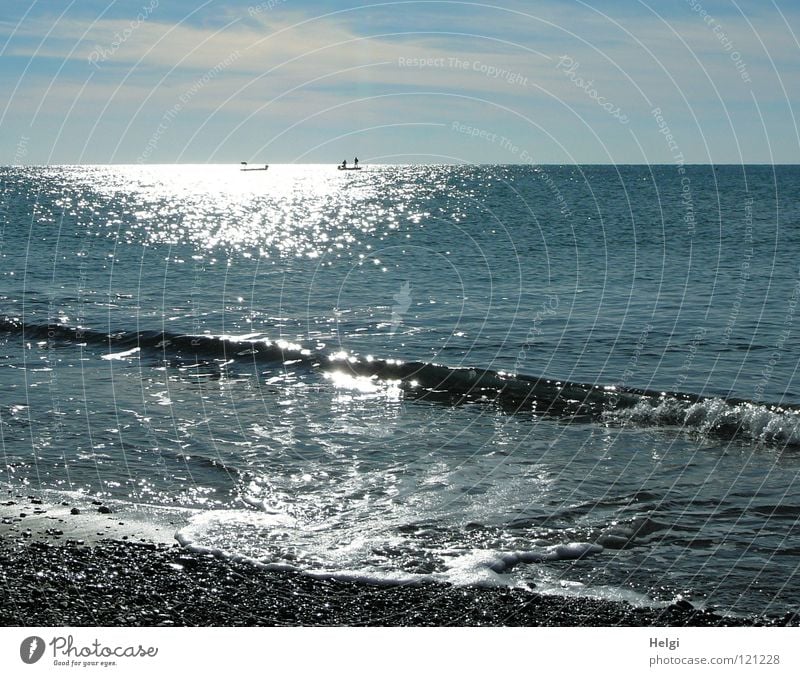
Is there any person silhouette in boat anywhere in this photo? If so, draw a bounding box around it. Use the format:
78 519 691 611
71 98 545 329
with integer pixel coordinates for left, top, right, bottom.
341 159 347 169
353 157 359 167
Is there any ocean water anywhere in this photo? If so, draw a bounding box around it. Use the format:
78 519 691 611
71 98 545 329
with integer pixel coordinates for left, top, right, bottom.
2 163 800 617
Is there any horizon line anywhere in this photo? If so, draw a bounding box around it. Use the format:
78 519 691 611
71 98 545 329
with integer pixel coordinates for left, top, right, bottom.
3 162 799 167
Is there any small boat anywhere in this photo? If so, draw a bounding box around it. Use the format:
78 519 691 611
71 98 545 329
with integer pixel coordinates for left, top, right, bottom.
337 165 362 170
240 162 268 171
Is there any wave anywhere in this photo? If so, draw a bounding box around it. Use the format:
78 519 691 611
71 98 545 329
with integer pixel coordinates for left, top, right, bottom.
4 315 800 446
175 508 615 592
174 506 659 607
605 396 800 447
0 315 314 365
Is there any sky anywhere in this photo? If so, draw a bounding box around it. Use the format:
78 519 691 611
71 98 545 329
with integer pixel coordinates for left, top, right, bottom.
0 0 798 164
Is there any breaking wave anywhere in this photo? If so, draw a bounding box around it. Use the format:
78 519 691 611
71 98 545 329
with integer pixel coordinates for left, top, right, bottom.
3 314 799 446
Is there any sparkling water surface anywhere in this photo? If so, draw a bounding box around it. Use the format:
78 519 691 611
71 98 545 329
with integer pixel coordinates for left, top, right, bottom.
2 164 799 616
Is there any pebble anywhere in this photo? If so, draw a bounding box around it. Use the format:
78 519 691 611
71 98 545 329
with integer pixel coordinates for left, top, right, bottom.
0 538 792 628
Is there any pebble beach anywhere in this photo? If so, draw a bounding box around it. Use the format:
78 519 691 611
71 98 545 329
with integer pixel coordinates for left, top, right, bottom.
2 495 797 628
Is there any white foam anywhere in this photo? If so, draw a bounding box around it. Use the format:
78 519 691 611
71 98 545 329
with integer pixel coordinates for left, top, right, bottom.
177 508 296 544
101 346 141 360
175 509 300 571
240 493 288 515
607 396 800 445
533 580 659 608
175 510 660 608
444 543 603 583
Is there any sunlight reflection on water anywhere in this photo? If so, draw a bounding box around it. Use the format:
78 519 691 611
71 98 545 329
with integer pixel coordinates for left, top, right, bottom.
51 164 414 259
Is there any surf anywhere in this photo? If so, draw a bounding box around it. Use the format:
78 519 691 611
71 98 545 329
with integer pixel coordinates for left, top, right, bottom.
3 314 800 447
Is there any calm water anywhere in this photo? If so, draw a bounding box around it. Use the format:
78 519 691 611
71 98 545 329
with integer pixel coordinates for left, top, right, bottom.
2 164 799 616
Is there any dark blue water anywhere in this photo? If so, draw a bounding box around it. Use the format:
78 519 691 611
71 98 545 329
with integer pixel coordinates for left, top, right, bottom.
2 164 799 616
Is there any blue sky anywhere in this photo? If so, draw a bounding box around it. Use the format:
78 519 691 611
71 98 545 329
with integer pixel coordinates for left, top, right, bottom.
1 0 798 163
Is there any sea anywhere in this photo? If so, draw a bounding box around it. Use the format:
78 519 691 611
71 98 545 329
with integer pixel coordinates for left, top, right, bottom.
2 163 799 618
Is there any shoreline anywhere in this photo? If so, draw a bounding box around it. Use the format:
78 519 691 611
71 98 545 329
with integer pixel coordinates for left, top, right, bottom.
3 538 795 627
0 494 185 547
1 497 797 627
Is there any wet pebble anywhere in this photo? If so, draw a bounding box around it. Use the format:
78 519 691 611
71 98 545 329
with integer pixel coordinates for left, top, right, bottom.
0 538 792 628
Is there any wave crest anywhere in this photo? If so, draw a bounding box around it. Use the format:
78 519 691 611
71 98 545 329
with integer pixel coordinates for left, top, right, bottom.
4 315 799 446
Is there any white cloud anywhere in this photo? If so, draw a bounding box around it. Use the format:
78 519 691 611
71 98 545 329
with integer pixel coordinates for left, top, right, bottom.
1 2 797 163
